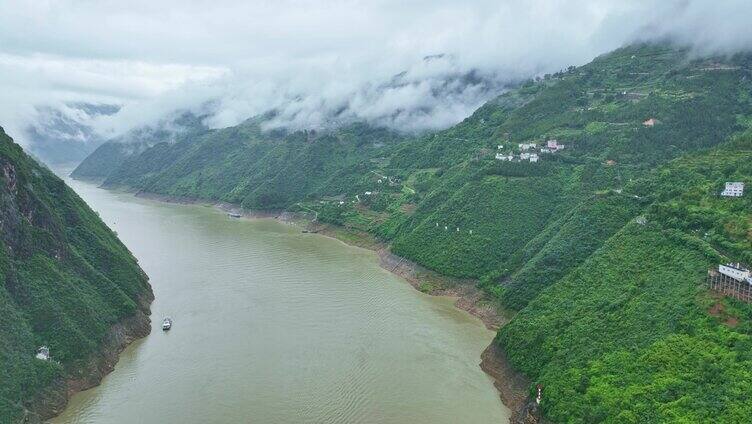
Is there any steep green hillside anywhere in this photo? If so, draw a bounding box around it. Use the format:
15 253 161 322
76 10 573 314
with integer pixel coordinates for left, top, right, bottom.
100 121 407 210
390 166 567 277
70 140 150 180
0 128 152 422
498 136 751 422
491 192 645 310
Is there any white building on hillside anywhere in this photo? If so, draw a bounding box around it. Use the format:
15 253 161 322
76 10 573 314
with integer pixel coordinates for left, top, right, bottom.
36 346 50 361
495 153 513 161
719 263 751 282
529 153 539 163
518 143 537 151
546 139 565 151
721 182 744 197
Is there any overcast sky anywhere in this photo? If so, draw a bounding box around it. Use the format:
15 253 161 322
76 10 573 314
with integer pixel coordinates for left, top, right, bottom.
2 0 752 147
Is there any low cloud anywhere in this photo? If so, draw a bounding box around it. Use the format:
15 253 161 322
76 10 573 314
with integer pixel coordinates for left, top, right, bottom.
1 0 751 149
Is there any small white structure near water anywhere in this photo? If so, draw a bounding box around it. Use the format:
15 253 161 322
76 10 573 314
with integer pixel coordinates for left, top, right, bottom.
719 263 751 283
721 182 744 197
36 346 50 361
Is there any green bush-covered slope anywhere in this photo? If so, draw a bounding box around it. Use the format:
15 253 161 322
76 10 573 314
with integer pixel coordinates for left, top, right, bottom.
71 43 752 422
493 192 645 310
498 136 751 422
0 128 152 422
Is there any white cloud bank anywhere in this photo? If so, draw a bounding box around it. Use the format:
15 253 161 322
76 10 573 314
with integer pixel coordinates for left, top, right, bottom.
1 0 751 148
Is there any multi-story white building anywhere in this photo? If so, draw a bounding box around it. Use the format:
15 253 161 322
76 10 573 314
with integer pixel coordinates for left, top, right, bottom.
518 143 537 151
719 263 751 282
721 182 744 197
495 153 513 161
529 153 539 163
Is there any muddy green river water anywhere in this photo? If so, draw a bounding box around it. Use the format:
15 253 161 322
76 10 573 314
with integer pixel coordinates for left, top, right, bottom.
51 177 509 423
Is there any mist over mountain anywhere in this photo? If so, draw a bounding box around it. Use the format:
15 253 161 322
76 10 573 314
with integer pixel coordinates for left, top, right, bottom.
25 103 119 164
211 53 514 134
2 0 752 159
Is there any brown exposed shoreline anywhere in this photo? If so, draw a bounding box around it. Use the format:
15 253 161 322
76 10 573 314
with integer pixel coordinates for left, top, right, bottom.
130 190 539 423
310 223 541 424
22 290 154 423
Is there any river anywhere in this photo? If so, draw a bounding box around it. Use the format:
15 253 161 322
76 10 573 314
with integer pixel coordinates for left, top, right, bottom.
51 178 509 423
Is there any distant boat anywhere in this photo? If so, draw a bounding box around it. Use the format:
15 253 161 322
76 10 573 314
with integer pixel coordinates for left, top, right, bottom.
228 213 242 218
162 317 173 331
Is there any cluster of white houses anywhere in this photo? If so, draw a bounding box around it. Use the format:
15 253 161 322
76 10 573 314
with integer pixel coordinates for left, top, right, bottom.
721 182 745 197
496 152 539 162
495 139 565 163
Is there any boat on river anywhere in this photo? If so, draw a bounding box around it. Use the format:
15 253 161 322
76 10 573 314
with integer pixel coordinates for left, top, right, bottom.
228 213 242 218
162 317 173 331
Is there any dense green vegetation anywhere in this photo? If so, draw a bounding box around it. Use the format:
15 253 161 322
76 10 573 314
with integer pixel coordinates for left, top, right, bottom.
499 136 752 422
72 43 752 422
0 128 151 422
70 111 207 181
490 193 645 310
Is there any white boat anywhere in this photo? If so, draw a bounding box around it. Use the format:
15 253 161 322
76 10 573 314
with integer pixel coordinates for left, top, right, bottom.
162 317 173 331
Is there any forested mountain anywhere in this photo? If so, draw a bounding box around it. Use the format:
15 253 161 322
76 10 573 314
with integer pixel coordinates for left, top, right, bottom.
0 128 153 422
70 111 208 181
72 43 752 422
